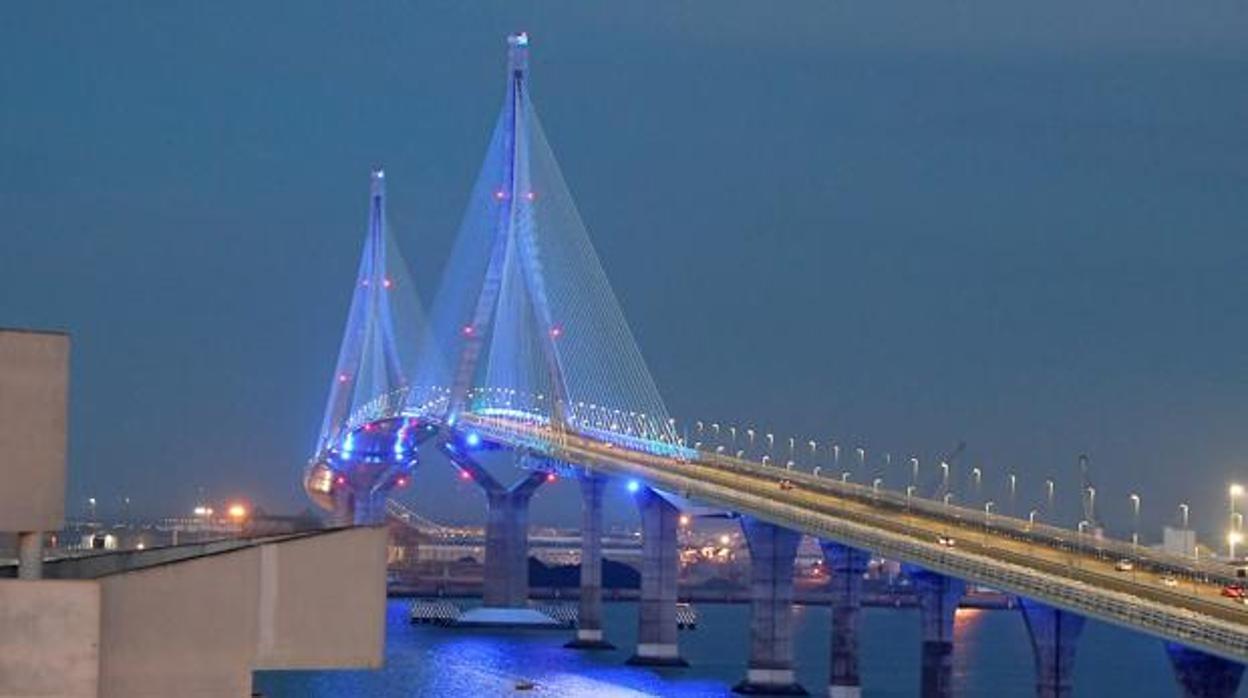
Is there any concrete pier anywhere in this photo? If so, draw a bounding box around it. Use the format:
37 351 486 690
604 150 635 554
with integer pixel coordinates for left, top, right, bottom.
822 542 870 698
734 517 807 695
1019 599 1085 698
441 445 547 608
566 472 614 649
1166 644 1245 698
17 531 43 580
627 486 687 667
911 568 965 698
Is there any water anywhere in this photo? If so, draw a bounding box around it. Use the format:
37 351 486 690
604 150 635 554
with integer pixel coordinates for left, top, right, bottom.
255 600 1230 697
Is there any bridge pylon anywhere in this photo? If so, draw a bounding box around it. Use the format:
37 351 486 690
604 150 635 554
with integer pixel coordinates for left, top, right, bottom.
305 169 434 524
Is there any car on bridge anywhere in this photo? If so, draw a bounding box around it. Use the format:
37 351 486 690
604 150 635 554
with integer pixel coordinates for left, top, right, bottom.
1220 583 1245 600
937 534 956 548
1114 559 1135 572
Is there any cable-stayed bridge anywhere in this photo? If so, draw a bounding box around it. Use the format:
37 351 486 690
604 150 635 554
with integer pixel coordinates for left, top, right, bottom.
303 33 1246 698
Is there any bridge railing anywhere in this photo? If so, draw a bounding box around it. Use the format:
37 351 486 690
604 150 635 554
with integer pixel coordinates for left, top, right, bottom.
691 449 1245 587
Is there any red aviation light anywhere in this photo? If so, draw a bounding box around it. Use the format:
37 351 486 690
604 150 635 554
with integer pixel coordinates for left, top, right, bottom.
383 277 393 289
462 325 476 337
524 191 537 201
459 469 473 481
493 190 507 201
337 373 350 383
549 325 563 339
546 472 557 483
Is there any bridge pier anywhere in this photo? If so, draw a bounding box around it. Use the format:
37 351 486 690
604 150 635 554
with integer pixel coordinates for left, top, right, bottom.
627 486 688 667
566 472 614 649
1019 599 1085 698
733 517 807 695
910 568 965 698
1166 643 1245 698
442 445 547 607
822 542 870 698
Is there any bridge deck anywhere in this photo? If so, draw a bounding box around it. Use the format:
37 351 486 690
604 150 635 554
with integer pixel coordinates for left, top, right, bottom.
462 415 1248 663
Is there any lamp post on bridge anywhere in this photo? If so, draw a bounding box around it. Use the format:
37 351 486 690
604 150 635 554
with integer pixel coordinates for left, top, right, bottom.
910 457 919 489
729 426 737 449
1129 493 1141 552
1028 509 1038 531
808 440 817 468
1008 473 1017 516
906 485 916 510
746 428 755 453
971 467 982 503
1045 479 1055 513
856 447 866 481
940 461 950 494
765 433 774 457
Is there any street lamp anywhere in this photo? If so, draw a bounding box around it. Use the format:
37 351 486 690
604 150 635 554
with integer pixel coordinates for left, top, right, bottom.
813 466 822 477
1086 486 1097 523
1229 531 1244 561
984 501 995 527
971 467 982 499
762 456 771 467
841 472 852 483
943 493 955 508
940 461 950 491
696 421 704 436
910 457 920 487
789 437 796 462
785 460 795 471
832 443 840 468
766 433 775 454
1008 473 1017 515
746 428 756 450
1028 509 1039 531
906 485 916 507
730 426 737 448
808 440 818 464
711 423 720 440
872 478 883 495
1231 484 1244 536
1179 503 1190 529
1045 479 1055 511
1129 493 1141 550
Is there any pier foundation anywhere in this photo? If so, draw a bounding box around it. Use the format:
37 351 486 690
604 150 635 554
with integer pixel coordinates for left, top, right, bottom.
627 486 687 666
1166 643 1245 698
911 568 965 698
822 542 870 698
1019 599 1085 698
733 517 807 695
566 472 614 649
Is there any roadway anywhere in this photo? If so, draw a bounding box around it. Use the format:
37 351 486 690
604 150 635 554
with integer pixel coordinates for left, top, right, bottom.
459 413 1248 661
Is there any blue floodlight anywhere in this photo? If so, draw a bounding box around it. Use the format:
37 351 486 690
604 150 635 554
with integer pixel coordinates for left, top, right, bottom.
627 479 640 494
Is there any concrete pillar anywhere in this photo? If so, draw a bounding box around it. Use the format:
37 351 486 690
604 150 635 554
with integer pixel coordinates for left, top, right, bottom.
910 568 965 698
442 444 546 608
1019 599 1085 698
1166 643 1245 698
627 486 688 666
822 542 871 698
17 531 43 580
567 473 614 649
734 517 807 695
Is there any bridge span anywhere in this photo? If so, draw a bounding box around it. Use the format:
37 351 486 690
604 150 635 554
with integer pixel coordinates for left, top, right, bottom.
303 33 1247 697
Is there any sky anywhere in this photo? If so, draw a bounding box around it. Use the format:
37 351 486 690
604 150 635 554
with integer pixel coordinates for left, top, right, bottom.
2 2 1247 540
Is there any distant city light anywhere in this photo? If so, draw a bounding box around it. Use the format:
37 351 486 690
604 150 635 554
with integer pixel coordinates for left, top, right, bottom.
193 505 213 517
525 191 537 201
227 503 248 521
337 373 350 383
335 475 347 486
493 190 507 201
719 534 731 546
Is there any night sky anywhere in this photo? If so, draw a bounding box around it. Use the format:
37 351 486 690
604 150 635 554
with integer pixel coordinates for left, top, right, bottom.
3 3 1246 540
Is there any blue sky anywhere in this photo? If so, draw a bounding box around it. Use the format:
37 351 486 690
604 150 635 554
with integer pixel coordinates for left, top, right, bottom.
2 2 1246 537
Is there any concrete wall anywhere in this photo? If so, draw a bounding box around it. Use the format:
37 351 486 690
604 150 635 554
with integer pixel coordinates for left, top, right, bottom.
0 580 100 698
0 527 388 698
0 329 69 532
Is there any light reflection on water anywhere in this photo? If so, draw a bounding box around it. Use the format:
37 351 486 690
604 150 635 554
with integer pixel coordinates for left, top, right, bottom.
254 599 1221 697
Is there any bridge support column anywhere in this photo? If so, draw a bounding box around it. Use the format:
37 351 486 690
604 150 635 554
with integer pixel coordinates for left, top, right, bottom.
627 486 687 667
17 531 43 580
442 445 547 607
822 542 870 698
910 568 964 698
734 517 807 695
1019 599 1085 698
1166 643 1245 698
567 472 614 649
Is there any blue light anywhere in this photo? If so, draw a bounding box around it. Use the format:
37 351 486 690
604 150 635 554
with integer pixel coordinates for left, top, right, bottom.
465 432 481 448
342 432 356 454
627 479 640 494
